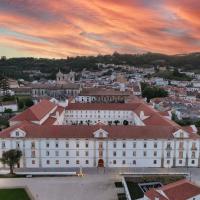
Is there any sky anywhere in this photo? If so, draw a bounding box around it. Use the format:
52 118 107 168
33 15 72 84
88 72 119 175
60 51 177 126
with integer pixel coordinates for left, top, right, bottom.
0 0 200 58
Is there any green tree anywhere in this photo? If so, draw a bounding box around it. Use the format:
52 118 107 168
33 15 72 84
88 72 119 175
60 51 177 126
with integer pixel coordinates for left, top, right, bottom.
0 75 10 96
141 82 168 102
0 149 22 174
114 120 120 126
24 98 34 108
17 100 24 110
123 120 129 125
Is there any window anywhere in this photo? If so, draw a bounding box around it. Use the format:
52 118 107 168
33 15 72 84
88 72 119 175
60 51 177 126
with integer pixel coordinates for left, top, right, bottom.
154 142 157 148
76 151 79 156
113 151 117 156
85 151 89 156
46 142 49 148
46 160 50 165
143 151 147 157
166 142 171 149
133 160 136 165
123 151 126 157
56 160 59 165
16 131 19 137
46 151 50 156
55 151 59 157
133 151 136 157
179 160 182 164
179 151 183 159
99 142 103 149
55 142 59 148
192 142 196 148
76 142 79 148
113 142 117 148
66 142 69 148
122 160 126 165
167 151 171 158
153 160 157 164
122 142 126 148
192 151 195 158
31 151 36 158
66 160 69 164
133 142 136 148
31 142 35 148
191 160 195 164
85 160 89 164
66 151 69 156
144 142 147 148
2 142 5 149
85 142 89 148
113 160 116 164
76 160 80 165
167 160 170 164
179 142 184 149
154 151 157 157
32 160 35 165
16 142 20 148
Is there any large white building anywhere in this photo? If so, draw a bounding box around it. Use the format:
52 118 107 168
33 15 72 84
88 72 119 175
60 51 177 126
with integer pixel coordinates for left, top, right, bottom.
0 99 200 169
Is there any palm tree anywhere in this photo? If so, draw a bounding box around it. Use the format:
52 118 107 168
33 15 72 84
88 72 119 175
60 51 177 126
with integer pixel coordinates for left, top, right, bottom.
0 149 22 174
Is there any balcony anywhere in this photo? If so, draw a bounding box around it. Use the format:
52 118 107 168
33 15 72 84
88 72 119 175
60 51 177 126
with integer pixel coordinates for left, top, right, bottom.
165 146 172 151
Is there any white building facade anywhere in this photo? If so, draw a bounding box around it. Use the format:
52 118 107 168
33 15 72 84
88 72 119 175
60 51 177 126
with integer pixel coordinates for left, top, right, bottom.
0 100 200 169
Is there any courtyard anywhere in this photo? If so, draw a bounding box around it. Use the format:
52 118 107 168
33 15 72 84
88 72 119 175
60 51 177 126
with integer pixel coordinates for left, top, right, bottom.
0 167 199 200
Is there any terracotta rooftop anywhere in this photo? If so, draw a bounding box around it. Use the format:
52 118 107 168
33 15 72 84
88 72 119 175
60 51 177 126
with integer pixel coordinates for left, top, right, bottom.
79 88 131 96
145 179 200 200
0 122 194 139
10 100 56 122
67 103 141 111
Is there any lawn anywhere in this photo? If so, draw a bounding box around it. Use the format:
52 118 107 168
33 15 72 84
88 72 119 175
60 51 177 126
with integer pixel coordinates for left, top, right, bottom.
0 188 30 200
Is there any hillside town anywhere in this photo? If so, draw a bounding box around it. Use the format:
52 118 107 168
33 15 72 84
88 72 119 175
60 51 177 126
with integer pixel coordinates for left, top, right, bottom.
1 66 200 200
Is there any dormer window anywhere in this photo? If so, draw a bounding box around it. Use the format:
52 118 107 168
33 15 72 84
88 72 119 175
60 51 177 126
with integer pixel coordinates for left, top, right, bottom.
180 132 184 138
10 129 26 138
99 132 103 138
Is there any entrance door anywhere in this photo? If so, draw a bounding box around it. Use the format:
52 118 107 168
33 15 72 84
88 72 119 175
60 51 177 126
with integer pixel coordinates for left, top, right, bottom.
98 159 104 167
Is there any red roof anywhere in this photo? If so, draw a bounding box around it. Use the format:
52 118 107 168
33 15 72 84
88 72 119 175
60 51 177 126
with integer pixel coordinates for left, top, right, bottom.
10 100 56 122
145 179 200 200
0 122 189 139
67 103 141 111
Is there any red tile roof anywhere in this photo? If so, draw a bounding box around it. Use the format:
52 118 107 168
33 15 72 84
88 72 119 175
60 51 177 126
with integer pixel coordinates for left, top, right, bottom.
67 103 141 110
145 179 200 200
0 123 191 139
10 100 56 122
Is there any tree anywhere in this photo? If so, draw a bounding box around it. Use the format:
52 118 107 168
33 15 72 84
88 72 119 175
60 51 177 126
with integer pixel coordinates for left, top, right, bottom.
114 120 120 126
17 100 24 110
0 149 22 174
123 120 129 125
24 98 34 108
141 82 168 102
108 121 112 126
86 120 91 125
0 75 10 96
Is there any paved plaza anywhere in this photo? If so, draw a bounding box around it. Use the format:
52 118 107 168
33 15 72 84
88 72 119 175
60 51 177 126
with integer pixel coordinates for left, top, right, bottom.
0 167 200 200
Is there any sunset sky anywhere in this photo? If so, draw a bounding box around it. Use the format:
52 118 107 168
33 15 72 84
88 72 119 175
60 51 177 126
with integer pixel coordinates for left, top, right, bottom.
0 0 200 58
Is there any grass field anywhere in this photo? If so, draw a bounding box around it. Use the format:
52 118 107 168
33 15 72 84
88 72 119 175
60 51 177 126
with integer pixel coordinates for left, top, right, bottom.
0 188 30 200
